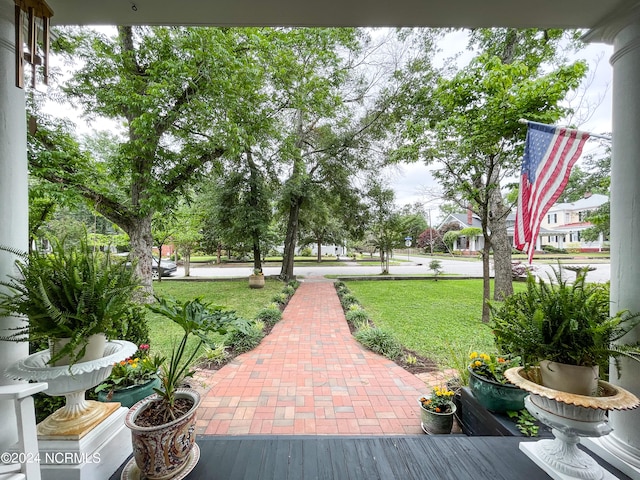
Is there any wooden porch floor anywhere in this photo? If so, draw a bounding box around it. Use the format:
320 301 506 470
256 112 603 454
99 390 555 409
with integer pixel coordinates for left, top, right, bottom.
109 434 631 480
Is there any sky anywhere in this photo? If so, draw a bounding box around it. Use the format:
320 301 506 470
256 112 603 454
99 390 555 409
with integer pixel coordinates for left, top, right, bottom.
387 36 614 215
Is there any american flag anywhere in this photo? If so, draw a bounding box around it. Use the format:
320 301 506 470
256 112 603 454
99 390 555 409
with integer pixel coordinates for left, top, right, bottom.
514 123 590 263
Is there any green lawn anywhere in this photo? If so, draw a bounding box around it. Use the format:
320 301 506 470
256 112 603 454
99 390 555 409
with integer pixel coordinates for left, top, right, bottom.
145 277 524 375
343 279 526 369
147 279 284 362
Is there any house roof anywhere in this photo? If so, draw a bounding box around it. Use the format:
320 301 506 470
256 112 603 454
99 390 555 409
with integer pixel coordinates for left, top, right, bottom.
548 193 608 213
438 213 482 230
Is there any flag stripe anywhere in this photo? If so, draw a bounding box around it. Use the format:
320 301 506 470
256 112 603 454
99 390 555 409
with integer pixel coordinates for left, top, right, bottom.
514 124 589 263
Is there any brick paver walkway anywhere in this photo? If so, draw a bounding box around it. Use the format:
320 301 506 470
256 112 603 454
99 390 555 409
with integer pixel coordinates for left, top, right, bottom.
194 279 451 435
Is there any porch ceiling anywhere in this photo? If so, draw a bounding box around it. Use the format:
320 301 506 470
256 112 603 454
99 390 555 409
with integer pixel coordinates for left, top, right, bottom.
47 0 635 30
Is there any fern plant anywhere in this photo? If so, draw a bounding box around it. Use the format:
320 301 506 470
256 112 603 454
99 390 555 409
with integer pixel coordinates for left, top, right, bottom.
490 265 640 376
0 237 140 365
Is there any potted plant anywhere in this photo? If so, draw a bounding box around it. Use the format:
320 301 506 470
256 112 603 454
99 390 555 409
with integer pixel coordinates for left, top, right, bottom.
124 296 247 479
0 237 140 366
418 386 456 434
490 266 640 396
249 267 265 289
95 343 164 407
467 352 526 412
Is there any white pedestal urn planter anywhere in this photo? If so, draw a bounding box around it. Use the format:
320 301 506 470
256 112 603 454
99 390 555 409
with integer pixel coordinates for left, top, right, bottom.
4 340 138 480
5 340 137 435
505 367 640 480
123 388 201 480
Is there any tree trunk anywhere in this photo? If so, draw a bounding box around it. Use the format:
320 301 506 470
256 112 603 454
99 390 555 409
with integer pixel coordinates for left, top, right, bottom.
279 196 301 282
184 246 191 277
489 187 513 300
481 237 491 323
252 240 261 272
127 214 154 301
317 238 322 263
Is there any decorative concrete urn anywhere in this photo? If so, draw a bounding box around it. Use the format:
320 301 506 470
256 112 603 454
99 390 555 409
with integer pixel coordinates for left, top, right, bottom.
249 273 265 289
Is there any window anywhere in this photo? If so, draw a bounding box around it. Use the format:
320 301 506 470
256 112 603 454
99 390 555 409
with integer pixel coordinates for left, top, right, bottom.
547 213 557 224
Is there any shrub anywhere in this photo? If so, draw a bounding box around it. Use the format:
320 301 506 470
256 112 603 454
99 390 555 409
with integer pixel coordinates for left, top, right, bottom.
288 280 300 290
354 327 403 360
345 308 369 327
272 292 288 305
541 244 567 254
255 305 282 327
339 293 359 309
282 285 296 296
226 323 264 354
300 247 312 257
200 343 230 366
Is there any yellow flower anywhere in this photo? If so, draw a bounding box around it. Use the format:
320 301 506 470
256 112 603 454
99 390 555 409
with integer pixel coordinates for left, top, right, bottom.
474 360 482 367
469 352 478 359
480 353 490 361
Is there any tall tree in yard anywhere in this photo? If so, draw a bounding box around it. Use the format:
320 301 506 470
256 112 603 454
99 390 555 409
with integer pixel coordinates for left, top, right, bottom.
29 27 271 295
271 28 391 282
398 28 587 322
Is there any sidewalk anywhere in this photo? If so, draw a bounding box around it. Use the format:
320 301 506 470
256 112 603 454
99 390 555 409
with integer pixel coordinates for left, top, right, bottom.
194 279 451 435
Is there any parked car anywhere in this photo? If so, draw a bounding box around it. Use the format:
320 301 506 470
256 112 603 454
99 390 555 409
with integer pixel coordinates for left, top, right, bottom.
153 257 177 278
116 253 177 279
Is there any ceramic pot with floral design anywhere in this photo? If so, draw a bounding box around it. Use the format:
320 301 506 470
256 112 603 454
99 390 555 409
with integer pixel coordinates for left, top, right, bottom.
125 388 200 480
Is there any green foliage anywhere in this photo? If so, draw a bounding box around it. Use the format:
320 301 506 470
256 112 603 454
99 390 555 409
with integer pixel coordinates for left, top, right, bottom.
459 227 482 238
428 259 443 277
507 409 540 437
282 285 296 296
0 237 140 365
271 292 288 305
201 343 230 366
354 327 403 360
541 244 567 254
115 304 150 347
225 323 264 354
34 394 66 424
345 280 507 366
255 305 282 327
444 343 473 388
581 202 610 243
339 293 359 309
345 308 370 328
490 267 640 374
146 296 248 421
442 230 460 250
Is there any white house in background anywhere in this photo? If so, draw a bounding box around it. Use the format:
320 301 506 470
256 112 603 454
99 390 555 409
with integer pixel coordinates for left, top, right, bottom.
539 193 608 252
439 194 607 254
438 211 485 253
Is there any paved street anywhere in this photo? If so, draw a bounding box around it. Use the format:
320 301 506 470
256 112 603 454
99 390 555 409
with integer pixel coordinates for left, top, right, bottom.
167 256 611 283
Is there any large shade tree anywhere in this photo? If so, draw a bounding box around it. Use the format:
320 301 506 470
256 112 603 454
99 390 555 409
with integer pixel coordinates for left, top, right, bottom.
267 28 395 282
30 26 272 295
397 28 588 322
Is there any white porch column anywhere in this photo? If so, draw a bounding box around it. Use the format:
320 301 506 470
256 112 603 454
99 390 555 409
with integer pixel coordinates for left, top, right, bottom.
583 13 640 476
0 0 29 451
